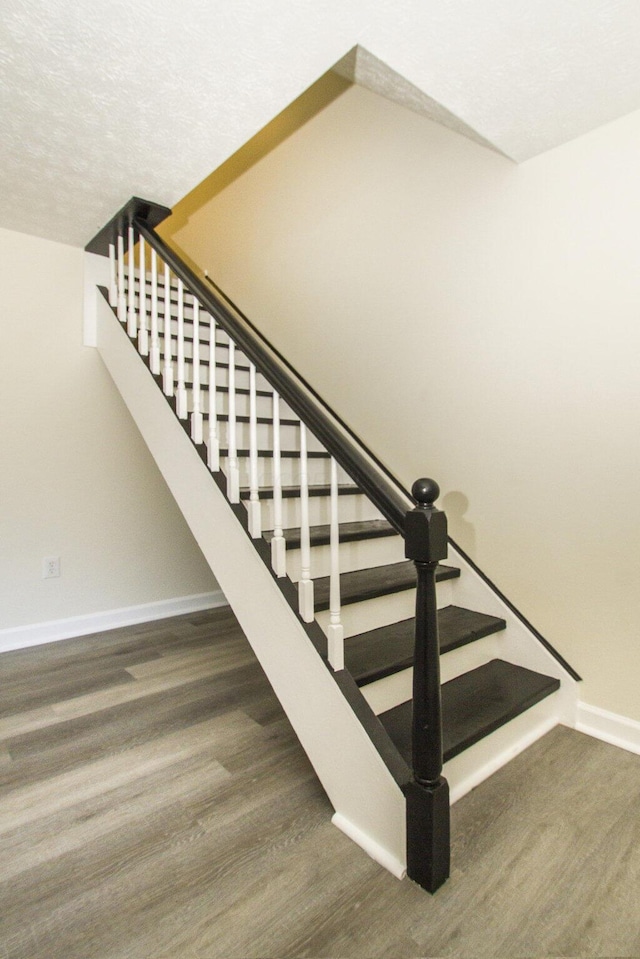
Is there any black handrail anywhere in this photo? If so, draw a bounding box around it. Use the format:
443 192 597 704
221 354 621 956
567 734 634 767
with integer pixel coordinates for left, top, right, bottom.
135 217 410 533
202 271 414 509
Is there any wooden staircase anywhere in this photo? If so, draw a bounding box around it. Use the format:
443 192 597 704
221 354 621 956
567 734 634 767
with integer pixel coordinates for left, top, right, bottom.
85 199 579 892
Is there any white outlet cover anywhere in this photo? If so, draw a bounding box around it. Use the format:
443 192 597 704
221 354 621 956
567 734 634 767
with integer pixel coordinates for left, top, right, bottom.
43 556 61 579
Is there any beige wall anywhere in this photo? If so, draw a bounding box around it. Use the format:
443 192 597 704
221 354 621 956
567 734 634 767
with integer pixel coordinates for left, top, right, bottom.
0 227 218 633
164 84 640 721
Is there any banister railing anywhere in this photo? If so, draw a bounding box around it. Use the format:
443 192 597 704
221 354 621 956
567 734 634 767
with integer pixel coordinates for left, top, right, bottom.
87 198 450 892
134 216 411 533
404 478 450 892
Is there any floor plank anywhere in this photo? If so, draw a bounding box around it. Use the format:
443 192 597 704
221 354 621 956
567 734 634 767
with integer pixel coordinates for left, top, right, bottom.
1 605 640 958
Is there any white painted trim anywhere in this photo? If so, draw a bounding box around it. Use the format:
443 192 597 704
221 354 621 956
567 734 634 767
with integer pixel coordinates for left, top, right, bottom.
0 591 227 654
576 702 640 756
83 251 110 347
331 812 406 880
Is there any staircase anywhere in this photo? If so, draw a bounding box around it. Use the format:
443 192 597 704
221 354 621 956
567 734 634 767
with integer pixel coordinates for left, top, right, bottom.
84 198 579 892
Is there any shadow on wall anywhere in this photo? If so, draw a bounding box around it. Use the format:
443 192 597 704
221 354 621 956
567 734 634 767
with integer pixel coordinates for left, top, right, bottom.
442 491 476 557
159 69 352 241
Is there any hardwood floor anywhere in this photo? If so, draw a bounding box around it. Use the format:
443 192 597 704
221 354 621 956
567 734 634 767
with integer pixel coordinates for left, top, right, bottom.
1 605 639 958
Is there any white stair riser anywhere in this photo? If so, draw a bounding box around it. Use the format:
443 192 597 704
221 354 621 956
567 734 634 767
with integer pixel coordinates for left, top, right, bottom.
128 316 221 349
212 420 303 452
178 362 291 412
134 311 213 339
214 365 277 393
360 632 503 715
131 289 237 351
166 339 250 367
444 694 560 805
221 455 350 488
202 418 323 453
316 579 455 639
286 534 405 582
157 345 266 387
130 285 216 319
253 494 384 530
214 390 296 421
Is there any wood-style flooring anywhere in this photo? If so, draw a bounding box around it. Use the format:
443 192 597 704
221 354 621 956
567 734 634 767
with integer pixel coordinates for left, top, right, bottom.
1 605 639 958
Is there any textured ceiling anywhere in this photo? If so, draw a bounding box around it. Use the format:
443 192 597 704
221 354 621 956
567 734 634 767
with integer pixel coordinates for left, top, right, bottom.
2 0 640 247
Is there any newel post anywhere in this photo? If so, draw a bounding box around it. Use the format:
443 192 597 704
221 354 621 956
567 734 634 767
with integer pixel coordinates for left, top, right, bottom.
404 477 450 893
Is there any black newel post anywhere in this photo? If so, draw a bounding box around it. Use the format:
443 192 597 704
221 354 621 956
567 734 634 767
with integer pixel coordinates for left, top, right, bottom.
404 477 450 893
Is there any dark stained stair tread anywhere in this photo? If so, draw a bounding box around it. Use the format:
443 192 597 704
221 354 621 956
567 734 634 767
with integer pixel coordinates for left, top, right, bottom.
263 519 396 549
240 484 361 500
220 448 329 459
345 606 507 686
378 659 561 764
208 414 299 426
182 383 273 398
215 360 251 371
216 385 272 397
313 560 460 611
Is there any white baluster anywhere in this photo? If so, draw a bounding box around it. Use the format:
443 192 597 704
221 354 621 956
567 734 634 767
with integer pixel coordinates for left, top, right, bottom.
149 248 161 375
175 279 188 419
117 234 126 322
226 338 240 503
247 362 261 538
327 456 345 669
207 313 220 472
138 234 148 355
298 423 314 622
191 296 203 445
127 226 136 338
108 242 117 306
270 391 286 576
162 262 174 395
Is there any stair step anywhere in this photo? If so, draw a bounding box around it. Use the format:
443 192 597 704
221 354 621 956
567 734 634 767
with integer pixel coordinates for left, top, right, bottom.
240 484 361 500
184 382 272 398
216 385 272 398
379 659 561 764
221 448 329 459
215 360 251 371
345 606 507 686
313 560 460 611
212 414 299 427
264 518 396 549
182 381 273 398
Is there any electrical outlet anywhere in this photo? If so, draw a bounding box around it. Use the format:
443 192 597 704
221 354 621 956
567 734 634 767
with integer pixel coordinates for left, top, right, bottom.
43 556 61 579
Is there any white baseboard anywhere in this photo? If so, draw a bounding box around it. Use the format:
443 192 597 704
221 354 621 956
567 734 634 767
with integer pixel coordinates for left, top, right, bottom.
0 590 228 654
576 701 640 756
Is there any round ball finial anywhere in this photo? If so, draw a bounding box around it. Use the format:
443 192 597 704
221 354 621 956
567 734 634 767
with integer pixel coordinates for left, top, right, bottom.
412 477 440 507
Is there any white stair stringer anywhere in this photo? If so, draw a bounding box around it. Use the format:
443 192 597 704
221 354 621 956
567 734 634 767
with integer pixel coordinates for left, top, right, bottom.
95 293 407 879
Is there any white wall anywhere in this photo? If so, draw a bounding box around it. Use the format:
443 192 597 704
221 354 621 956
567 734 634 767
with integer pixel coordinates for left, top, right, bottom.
164 84 640 721
0 227 219 639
